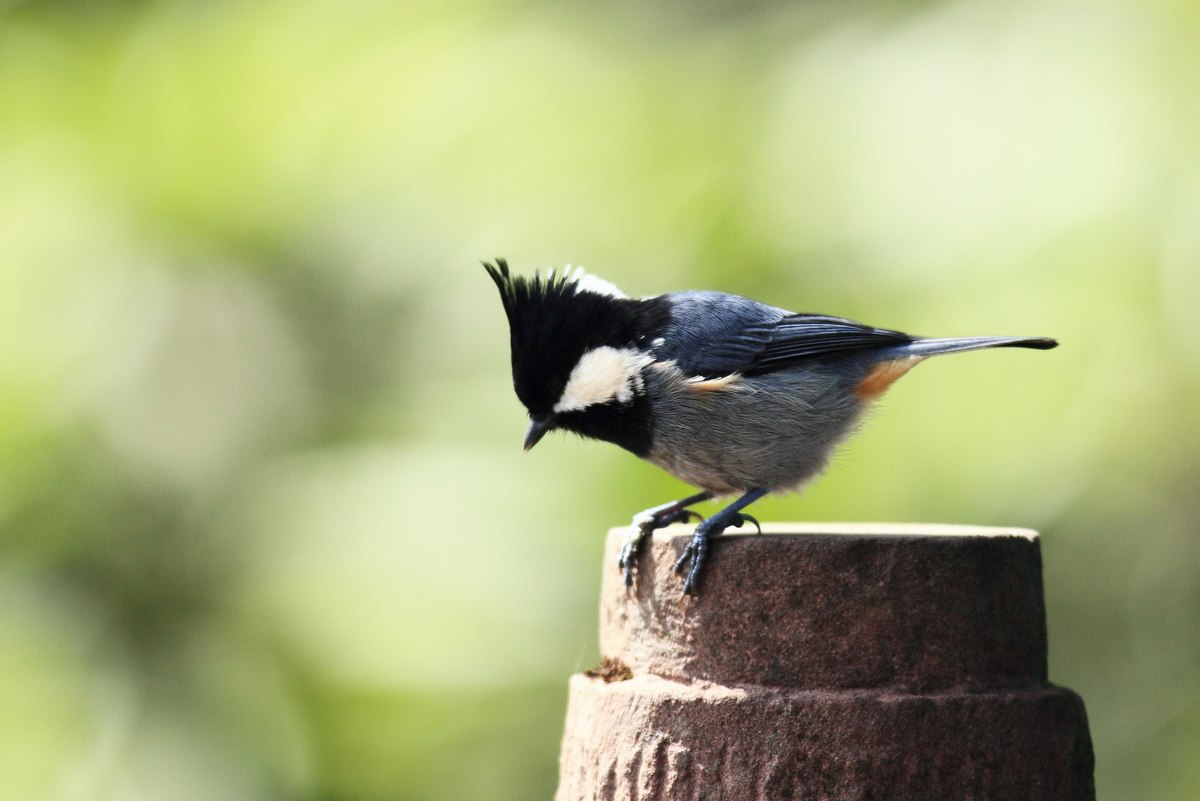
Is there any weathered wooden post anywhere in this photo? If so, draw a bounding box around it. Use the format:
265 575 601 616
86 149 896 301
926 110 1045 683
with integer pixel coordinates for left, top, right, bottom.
556 523 1094 800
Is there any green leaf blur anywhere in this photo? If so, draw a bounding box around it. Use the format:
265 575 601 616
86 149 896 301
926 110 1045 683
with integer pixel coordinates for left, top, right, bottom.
1 1 1197 799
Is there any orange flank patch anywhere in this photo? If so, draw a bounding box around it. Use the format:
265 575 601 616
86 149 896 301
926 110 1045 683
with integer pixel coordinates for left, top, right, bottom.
856 358 921 401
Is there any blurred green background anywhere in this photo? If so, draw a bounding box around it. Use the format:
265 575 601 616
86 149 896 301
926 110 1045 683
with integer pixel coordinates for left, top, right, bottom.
1 0 1197 799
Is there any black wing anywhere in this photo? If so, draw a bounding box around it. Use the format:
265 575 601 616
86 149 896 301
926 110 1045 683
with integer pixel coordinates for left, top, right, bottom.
748 314 914 375
659 292 914 377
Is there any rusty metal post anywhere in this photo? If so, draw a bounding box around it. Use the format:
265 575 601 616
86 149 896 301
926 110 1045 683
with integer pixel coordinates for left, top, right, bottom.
555 523 1094 800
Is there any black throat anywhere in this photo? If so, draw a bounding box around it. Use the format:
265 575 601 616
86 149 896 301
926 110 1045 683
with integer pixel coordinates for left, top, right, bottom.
555 392 655 457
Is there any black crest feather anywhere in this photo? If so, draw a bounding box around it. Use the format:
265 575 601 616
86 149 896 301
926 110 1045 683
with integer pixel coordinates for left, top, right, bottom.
483 258 586 330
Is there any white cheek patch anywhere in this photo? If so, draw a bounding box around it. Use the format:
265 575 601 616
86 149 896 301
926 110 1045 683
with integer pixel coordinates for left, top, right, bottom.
554 346 653 413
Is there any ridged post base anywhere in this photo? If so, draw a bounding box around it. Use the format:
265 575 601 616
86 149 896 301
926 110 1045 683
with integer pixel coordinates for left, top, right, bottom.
554 524 1095 801
557 675 1092 800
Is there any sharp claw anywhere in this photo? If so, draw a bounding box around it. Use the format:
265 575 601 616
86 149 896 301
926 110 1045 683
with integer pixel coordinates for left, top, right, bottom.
682 555 702 594
735 513 762 535
618 538 639 585
673 533 708 593
672 547 689 575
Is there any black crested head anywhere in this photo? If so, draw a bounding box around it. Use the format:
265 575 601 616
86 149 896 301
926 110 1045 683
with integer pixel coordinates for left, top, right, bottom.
483 259 670 423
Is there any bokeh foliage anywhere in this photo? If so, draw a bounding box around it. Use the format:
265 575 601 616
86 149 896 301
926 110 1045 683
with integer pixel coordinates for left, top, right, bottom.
1 0 1198 799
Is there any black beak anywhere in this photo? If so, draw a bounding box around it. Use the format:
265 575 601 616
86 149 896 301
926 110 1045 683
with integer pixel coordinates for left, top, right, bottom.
523 415 554 452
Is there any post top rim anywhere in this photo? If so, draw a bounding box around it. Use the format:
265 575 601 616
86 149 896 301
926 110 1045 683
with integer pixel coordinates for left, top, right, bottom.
608 522 1039 541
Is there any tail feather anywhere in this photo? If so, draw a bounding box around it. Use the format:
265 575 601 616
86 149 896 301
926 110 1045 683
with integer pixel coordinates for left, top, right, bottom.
898 336 1059 358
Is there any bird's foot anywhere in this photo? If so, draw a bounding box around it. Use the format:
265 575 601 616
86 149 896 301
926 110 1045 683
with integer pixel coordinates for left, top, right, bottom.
619 504 706 587
617 529 646 587
672 512 761 594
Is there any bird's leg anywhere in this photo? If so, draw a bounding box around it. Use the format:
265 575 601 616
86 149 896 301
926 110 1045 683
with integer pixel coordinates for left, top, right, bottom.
619 491 713 587
674 488 769 595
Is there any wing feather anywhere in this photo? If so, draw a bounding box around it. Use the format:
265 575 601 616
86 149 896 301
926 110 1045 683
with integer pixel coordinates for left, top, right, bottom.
658 293 914 378
749 314 914 374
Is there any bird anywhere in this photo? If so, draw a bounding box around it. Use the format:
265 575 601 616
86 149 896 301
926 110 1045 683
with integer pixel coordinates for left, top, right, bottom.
484 259 1057 594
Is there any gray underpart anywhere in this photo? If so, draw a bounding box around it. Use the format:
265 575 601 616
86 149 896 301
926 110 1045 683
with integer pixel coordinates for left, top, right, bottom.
642 359 866 496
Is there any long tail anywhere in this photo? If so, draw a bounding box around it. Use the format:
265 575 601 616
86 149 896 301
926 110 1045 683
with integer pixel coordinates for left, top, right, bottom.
898 336 1058 358
858 336 1056 400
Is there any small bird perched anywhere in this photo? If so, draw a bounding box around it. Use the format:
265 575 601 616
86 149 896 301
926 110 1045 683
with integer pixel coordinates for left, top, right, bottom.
484 260 1057 594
